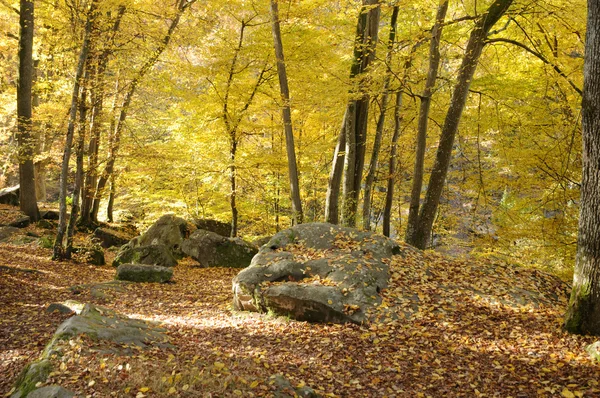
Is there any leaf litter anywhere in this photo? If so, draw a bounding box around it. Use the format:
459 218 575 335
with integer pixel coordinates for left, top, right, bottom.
1 238 599 397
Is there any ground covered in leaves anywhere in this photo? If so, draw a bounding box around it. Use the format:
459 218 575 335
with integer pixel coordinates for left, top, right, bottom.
1 236 600 397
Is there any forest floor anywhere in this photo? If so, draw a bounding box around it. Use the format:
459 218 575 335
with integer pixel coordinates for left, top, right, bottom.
1 231 600 397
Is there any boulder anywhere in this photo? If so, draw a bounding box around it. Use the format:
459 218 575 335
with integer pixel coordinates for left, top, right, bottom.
113 244 177 268
181 229 258 268
116 263 173 283
193 218 232 237
93 227 132 248
232 223 401 324
10 303 171 398
0 226 20 243
0 185 19 206
132 214 195 257
76 245 105 266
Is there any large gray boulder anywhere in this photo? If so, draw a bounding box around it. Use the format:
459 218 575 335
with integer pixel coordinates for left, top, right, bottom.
116 263 173 283
232 223 401 323
93 227 132 248
113 244 177 268
181 229 258 268
130 214 195 257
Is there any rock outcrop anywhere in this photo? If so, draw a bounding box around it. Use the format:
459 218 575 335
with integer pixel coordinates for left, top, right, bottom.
113 244 177 268
232 223 401 323
128 214 195 258
192 218 232 237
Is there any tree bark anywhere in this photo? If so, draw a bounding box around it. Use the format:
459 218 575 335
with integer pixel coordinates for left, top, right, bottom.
341 0 380 227
53 0 97 260
405 0 448 243
410 0 514 249
362 6 399 230
324 111 346 224
564 0 600 335
383 91 403 237
270 0 303 225
17 0 39 221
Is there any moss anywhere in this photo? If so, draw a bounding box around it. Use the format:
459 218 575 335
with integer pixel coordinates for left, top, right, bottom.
11 360 52 398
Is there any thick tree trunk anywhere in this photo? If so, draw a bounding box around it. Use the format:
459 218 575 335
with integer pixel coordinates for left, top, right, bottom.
410 0 514 249
53 0 97 260
362 6 399 230
564 0 600 335
17 0 39 221
405 0 448 243
383 91 403 237
270 0 303 225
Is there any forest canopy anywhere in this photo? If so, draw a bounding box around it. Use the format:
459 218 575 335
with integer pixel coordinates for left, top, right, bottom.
0 0 586 276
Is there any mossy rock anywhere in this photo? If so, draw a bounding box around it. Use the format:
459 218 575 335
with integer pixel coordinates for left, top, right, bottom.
181 229 257 268
113 244 177 268
10 360 51 398
116 263 173 283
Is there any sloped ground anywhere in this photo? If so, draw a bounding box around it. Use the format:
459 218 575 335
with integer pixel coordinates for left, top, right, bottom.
1 240 600 397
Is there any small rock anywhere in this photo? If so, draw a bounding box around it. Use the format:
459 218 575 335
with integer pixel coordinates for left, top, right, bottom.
113 244 177 268
0 185 19 206
9 215 30 228
37 219 55 230
93 227 131 248
40 210 59 220
26 386 75 398
46 303 74 315
0 226 20 242
116 263 173 283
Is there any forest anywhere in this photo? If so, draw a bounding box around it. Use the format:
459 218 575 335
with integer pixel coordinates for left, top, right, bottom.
1 0 600 397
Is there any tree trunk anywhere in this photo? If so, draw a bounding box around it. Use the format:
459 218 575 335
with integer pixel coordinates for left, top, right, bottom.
53 0 97 260
17 0 39 221
362 6 399 230
81 6 125 225
410 0 514 249
327 0 380 227
65 81 88 258
230 137 238 237
564 0 600 335
270 0 303 225
405 0 448 243
324 110 347 224
92 0 195 222
106 173 115 222
383 91 403 237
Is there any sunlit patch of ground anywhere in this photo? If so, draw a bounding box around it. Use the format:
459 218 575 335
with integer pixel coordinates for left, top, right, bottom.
1 242 599 397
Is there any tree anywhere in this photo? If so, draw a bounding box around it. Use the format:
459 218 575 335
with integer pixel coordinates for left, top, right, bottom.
325 0 380 227
564 0 600 335
408 0 514 249
53 0 97 260
17 0 39 221
405 0 448 242
362 5 399 231
270 0 303 225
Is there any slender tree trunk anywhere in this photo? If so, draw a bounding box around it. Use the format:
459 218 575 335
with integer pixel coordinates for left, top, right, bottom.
270 0 303 225
564 0 600 335
17 0 39 221
405 0 448 243
65 81 88 258
230 137 238 237
383 91 403 237
106 173 115 222
53 0 97 260
81 6 125 225
324 110 347 224
410 0 514 249
92 0 195 222
362 6 399 230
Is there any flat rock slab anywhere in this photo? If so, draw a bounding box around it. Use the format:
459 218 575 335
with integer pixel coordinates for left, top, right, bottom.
232 223 401 323
182 229 257 268
116 263 173 283
10 303 171 398
113 244 177 268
